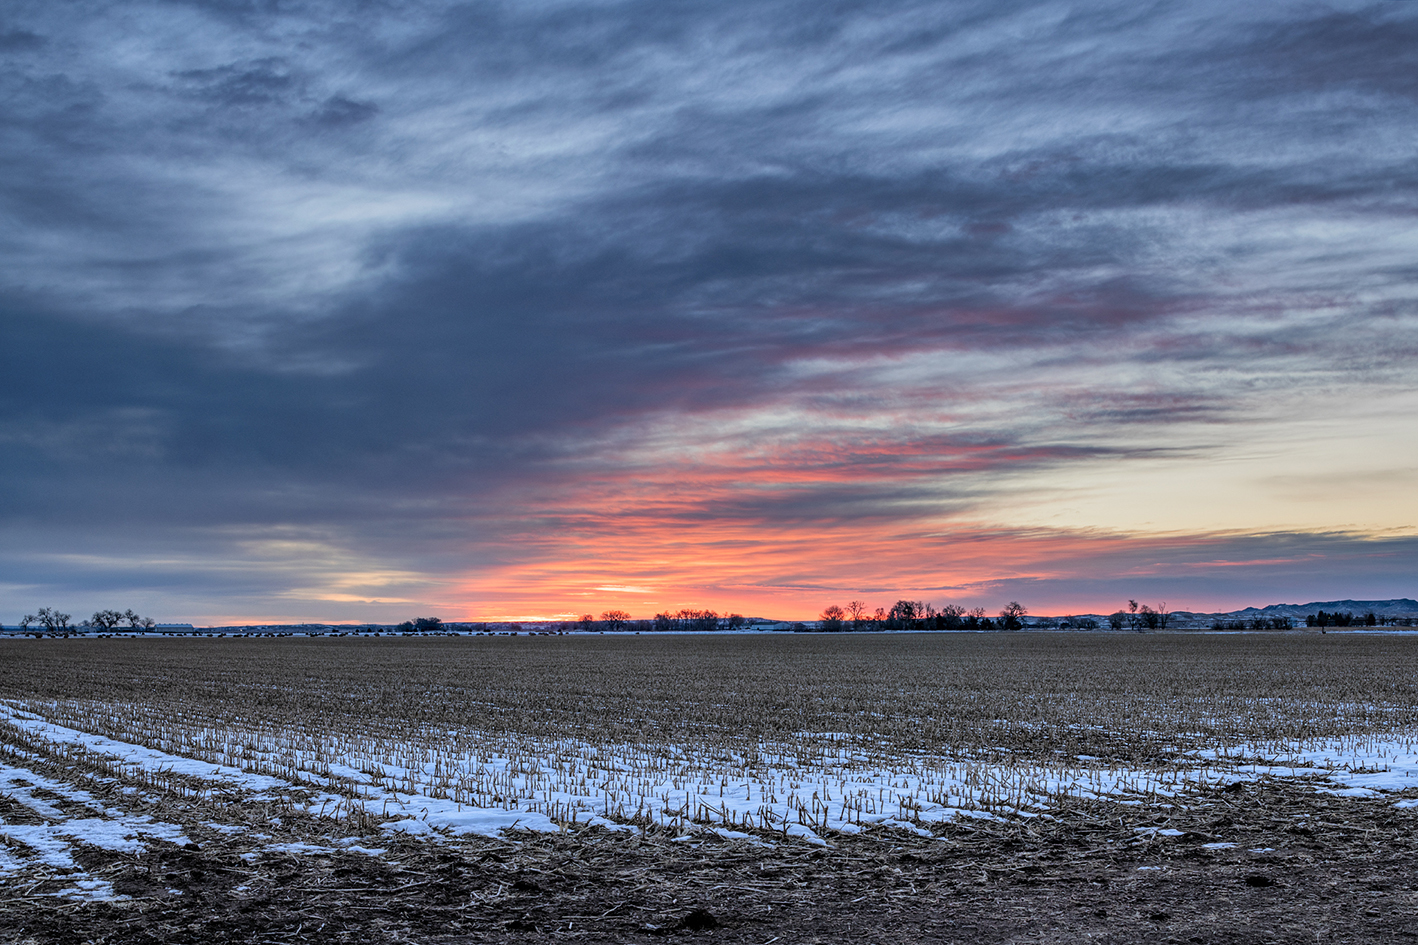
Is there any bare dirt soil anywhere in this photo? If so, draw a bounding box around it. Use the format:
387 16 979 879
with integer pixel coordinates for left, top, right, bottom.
4 775 1417 945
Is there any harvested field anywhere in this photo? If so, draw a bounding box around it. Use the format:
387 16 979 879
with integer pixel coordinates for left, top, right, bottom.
2 632 1418 942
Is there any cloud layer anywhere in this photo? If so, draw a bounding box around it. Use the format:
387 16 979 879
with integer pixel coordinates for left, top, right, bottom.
2 0 1416 621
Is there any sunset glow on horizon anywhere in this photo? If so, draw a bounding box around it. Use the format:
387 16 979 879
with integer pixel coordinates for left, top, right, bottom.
2 1 1415 624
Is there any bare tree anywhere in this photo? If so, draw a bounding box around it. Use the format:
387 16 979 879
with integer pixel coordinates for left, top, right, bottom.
599 609 631 630
820 604 846 631
668 609 719 631
1125 600 1142 632
34 607 72 633
887 600 919 630
1138 604 1159 630
999 601 1028 631
81 611 123 632
845 600 867 628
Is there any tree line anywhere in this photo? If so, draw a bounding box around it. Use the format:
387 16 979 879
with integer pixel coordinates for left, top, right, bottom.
395 617 445 632
13 608 156 636
814 599 1188 632
1106 600 1171 631
1210 616 1293 630
817 600 1029 631
575 610 749 632
1305 610 1414 628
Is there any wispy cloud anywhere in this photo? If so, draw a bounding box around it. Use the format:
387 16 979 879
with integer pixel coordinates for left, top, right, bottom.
1 0 1415 621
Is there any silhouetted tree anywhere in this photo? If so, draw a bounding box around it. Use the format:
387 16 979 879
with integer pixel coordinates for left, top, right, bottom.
34 607 71 634
937 604 965 629
998 601 1027 631
884 598 930 630
846 600 868 628
820 604 845 631
87 610 124 632
600 609 631 630
123 609 155 630
887 600 921 630
670 608 720 631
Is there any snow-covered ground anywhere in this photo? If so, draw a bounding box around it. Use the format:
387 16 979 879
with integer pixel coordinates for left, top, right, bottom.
5 697 1418 896
0 702 1255 846
0 757 192 900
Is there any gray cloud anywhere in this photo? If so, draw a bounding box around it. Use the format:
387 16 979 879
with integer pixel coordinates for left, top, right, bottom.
173 58 300 107
310 95 379 126
2 0 1416 617
0 28 44 51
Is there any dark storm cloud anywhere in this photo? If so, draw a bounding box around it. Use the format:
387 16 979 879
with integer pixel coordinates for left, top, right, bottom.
310 96 379 126
173 58 299 107
0 28 44 51
1 0 1415 617
0 301 572 524
1249 9 1418 100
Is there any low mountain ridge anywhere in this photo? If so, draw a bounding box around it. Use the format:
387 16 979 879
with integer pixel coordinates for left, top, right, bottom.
1219 599 1418 619
1055 599 1418 627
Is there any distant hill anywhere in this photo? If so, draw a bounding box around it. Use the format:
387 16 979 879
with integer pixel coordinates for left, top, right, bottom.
1216 599 1418 619
1043 598 1418 629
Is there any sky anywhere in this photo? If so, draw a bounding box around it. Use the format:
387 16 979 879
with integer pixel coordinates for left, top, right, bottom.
2 0 1417 624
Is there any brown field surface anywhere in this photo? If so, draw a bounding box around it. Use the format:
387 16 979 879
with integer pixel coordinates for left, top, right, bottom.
6 631 1418 750
2 632 1418 943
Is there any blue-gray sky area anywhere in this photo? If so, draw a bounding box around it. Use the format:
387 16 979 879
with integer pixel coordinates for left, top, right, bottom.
2 0 1416 623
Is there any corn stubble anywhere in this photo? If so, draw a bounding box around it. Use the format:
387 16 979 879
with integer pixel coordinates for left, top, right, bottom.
2 633 1416 839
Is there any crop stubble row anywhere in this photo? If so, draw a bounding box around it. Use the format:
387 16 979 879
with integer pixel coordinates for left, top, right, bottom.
2 633 1417 833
